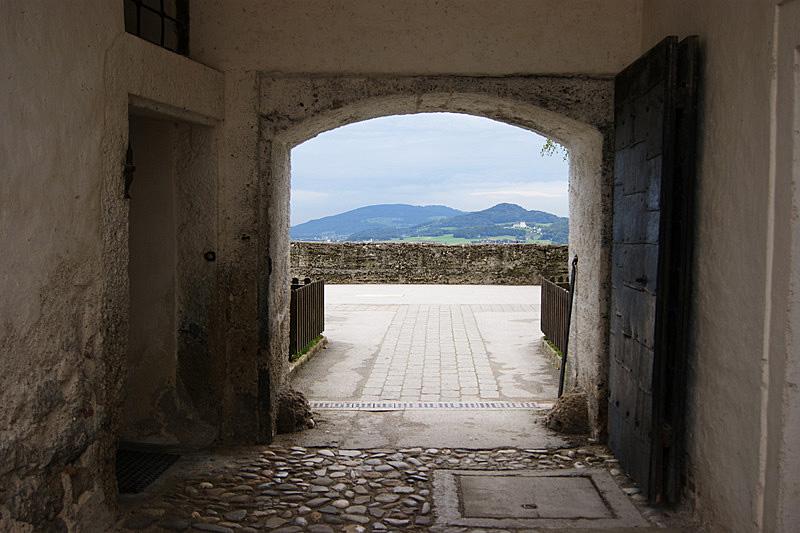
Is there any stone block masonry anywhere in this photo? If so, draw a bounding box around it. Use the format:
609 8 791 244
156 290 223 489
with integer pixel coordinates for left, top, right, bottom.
290 242 569 285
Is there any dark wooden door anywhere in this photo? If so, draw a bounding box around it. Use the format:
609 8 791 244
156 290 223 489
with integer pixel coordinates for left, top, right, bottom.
609 36 698 504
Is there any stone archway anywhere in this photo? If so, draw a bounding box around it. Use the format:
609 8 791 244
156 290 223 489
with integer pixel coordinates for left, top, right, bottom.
255 74 615 439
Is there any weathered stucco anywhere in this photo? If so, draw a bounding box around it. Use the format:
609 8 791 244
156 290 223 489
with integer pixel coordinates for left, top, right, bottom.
190 0 643 75
764 3 800 531
1 4 117 529
291 242 569 284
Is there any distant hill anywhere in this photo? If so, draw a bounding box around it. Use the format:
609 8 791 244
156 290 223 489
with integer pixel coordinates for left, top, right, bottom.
406 203 561 237
290 204 463 242
291 202 569 244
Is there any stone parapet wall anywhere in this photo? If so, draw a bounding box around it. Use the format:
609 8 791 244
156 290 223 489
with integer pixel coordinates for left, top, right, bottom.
290 242 569 285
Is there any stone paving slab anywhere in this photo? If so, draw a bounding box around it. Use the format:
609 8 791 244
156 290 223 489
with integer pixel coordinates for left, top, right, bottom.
433 469 648 529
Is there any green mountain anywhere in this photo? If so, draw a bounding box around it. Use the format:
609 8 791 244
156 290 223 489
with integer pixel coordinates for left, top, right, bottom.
405 203 561 238
290 204 463 241
291 203 569 244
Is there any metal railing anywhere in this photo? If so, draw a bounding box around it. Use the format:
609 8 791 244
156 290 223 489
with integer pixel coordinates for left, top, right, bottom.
289 278 325 358
541 277 571 354
541 256 578 397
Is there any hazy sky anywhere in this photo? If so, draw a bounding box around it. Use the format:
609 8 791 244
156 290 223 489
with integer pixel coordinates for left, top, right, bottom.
290 112 569 225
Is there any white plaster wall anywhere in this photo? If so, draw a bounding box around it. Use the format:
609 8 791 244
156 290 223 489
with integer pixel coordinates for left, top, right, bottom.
641 1 780 531
190 0 643 75
0 2 223 529
215 69 270 442
568 135 611 430
762 2 800 531
173 122 222 446
0 2 122 529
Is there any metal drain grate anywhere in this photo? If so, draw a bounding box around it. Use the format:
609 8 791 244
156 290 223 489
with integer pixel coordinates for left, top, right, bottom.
309 400 554 411
116 448 179 494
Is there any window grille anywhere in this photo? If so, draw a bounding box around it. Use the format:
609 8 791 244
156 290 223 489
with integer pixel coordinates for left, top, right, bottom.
124 0 189 55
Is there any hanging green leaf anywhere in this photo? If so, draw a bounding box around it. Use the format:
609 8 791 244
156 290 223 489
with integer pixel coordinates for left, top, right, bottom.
541 138 568 160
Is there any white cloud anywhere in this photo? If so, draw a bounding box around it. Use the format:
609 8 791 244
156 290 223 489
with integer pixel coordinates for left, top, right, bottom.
291 189 331 200
290 113 570 223
470 183 567 199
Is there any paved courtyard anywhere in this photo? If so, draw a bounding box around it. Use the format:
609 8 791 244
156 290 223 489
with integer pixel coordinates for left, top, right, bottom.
292 285 559 405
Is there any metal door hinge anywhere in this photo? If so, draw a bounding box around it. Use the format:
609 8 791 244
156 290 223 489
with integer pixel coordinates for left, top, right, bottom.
123 144 135 199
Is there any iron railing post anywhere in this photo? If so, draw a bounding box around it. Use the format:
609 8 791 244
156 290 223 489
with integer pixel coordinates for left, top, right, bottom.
557 256 578 397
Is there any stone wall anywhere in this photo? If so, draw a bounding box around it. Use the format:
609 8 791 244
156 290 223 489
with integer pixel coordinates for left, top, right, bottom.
290 242 569 285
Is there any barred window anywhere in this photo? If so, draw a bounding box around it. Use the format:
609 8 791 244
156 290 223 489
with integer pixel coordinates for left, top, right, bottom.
124 0 189 55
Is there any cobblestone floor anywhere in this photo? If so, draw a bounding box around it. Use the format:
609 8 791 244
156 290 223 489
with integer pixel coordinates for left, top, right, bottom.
119 443 667 532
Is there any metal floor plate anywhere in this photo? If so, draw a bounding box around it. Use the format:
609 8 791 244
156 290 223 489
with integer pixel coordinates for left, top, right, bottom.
309 400 554 410
433 469 649 529
116 448 179 494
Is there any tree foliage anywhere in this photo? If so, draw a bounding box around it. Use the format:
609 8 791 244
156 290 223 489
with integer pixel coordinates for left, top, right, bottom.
541 138 569 160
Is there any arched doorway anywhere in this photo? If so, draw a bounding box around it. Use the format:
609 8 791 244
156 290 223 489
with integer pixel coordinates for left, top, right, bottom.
287 112 571 444
254 75 615 441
